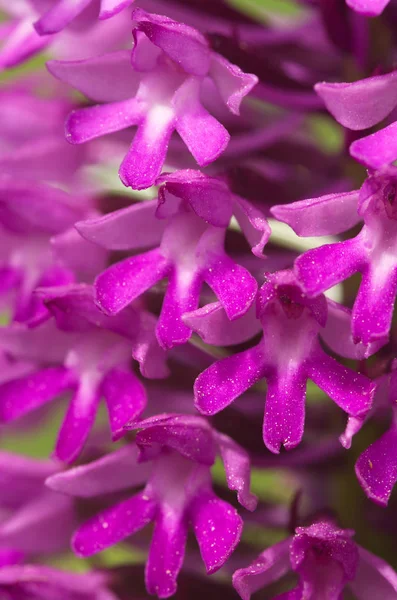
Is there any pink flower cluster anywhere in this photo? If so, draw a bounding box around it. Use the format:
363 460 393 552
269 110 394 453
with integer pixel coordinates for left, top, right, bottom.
0 0 397 599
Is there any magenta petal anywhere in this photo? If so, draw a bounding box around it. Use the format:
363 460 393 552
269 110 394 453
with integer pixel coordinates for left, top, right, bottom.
132 9 210 76
76 200 166 251
95 248 170 315
119 110 176 190
194 346 266 415
204 255 257 320
174 79 230 167
0 18 49 70
156 269 201 349
47 52 141 102
355 424 397 506
102 367 147 441
295 237 364 297
65 99 142 145
0 368 73 423
99 0 133 19
132 414 217 465
216 432 257 511
0 493 75 555
54 383 102 463
352 265 397 346
263 370 307 454
156 170 233 228
349 547 397 599
321 300 384 360
233 196 271 258
315 73 397 130
189 492 242 574
209 53 258 115
46 445 149 497
232 539 291 600
271 190 361 237
34 0 92 34
72 491 157 557
346 0 390 16
183 302 261 347
307 349 375 417
350 122 397 169
145 513 187 598
131 311 170 379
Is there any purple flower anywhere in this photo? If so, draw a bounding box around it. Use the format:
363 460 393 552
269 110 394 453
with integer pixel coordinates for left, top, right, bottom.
33 0 134 36
0 451 76 555
46 413 257 598
273 167 397 347
77 190 258 349
194 270 375 453
0 284 167 462
47 9 258 190
355 361 397 506
233 518 397 599
0 85 84 182
0 180 105 324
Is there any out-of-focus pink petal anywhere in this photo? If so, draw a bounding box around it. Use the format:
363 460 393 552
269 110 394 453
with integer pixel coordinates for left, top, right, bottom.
349 547 397 599
34 0 92 35
47 52 141 102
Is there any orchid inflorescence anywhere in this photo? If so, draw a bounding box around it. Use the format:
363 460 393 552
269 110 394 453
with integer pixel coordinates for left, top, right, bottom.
0 0 397 598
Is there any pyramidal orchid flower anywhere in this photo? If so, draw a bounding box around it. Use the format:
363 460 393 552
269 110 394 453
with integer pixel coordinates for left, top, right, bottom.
46 413 257 598
0 284 168 462
273 167 397 347
0 180 105 325
32 0 134 36
77 191 258 350
233 518 397 599
355 360 397 506
47 9 258 190
155 170 270 258
0 451 76 555
194 270 375 454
